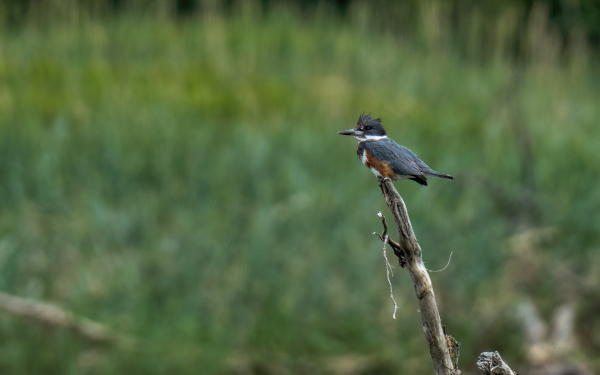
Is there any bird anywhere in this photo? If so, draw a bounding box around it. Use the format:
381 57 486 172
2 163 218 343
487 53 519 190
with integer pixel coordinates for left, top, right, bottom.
338 114 453 186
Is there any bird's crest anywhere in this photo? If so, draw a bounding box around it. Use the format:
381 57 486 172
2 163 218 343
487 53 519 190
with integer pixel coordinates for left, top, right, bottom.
357 113 382 128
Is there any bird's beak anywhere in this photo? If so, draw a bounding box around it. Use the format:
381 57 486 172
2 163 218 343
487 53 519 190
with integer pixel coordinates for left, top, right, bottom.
338 129 360 136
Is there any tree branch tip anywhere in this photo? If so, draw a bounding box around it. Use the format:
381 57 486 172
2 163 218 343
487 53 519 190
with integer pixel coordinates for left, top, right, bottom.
372 232 384 241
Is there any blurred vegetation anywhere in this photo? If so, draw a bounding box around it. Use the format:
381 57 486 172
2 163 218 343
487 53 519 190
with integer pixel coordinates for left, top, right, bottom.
3 0 600 51
0 1 599 374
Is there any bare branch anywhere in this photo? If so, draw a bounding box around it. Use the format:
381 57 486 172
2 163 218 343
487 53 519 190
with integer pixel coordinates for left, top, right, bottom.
477 351 517 375
371 178 524 375
373 177 458 375
373 210 406 267
0 292 134 348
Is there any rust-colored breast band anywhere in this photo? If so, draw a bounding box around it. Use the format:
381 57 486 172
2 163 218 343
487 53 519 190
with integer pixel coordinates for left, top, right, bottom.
365 151 396 178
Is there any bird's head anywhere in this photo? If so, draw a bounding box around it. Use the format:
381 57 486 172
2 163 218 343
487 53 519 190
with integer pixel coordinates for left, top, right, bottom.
338 113 387 141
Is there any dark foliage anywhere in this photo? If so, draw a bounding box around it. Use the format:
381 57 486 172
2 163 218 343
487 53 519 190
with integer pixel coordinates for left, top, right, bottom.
2 0 599 51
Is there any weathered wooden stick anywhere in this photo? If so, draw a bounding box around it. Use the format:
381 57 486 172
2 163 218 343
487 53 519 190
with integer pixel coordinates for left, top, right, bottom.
0 291 134 348
476 351 517 375
376 177 458 375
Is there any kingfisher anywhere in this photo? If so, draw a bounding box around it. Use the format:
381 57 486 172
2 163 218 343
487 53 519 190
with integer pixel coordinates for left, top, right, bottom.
338 114 453 186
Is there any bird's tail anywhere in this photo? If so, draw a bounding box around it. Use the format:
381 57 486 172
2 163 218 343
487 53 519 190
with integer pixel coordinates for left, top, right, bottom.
427 170 454 179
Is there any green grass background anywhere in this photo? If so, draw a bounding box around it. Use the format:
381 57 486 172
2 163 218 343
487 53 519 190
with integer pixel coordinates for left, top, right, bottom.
0 4 599 374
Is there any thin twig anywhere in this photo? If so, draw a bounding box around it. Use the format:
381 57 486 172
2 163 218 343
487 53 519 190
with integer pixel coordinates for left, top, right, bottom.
373 211 406 267
380 233 399 319
428 251 454 273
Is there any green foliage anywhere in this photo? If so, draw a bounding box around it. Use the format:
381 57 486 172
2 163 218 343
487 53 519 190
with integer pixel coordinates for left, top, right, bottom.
0 6 598 374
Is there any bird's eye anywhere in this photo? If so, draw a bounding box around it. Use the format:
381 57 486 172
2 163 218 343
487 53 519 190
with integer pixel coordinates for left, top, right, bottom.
364 126 372 130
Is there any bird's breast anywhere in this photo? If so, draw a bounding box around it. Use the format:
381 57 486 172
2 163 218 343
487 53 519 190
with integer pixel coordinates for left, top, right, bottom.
360 149 369 166
361 149 396 178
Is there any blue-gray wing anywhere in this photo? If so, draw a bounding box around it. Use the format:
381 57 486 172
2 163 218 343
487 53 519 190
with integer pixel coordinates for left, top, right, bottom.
364 139 430 176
